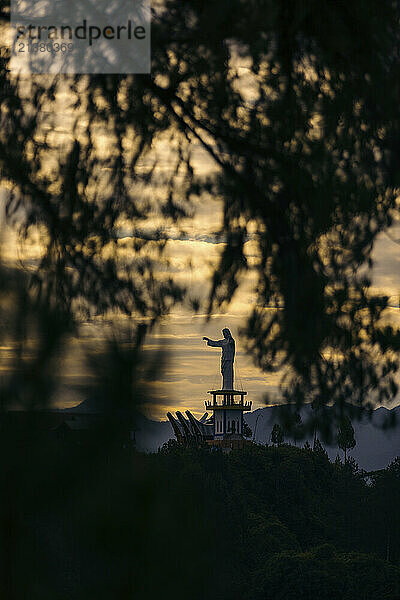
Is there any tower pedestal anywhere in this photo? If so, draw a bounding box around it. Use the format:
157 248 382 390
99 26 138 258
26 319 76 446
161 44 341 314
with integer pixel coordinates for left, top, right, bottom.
205 389 252 439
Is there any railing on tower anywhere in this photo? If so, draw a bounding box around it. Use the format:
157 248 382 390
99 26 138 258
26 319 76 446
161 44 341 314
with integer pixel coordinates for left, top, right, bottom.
205 390 252 411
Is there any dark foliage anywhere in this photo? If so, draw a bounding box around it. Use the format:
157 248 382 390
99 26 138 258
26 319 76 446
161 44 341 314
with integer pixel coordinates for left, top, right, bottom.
152 443 400 600
5 430 400 599
0 1 400 429
271 422 284 445
337 416 356 462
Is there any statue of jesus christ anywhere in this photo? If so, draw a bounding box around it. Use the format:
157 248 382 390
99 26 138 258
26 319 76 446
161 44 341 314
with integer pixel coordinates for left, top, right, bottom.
203 328 235 390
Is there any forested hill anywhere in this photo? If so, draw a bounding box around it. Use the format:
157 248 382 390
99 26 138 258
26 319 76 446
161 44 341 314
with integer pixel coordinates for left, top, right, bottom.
135 404 400 471
149 442 400 600
12 435 400 599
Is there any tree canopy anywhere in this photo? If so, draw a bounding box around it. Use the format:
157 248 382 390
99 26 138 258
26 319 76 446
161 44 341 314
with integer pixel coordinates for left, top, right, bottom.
337 416 356 462
1 1 400 423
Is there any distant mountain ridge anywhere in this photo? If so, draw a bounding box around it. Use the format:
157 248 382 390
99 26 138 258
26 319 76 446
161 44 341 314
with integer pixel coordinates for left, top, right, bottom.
135 404 400 471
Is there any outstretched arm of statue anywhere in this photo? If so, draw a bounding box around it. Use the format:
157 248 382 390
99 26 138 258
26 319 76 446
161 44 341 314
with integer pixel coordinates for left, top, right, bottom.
205 338 226 347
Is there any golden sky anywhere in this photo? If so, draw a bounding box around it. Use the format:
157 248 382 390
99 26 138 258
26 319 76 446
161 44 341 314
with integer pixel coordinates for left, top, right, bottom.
1 165 400 420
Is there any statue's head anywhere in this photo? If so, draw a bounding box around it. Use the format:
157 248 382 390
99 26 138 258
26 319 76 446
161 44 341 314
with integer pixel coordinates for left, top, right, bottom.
222 328 232 339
